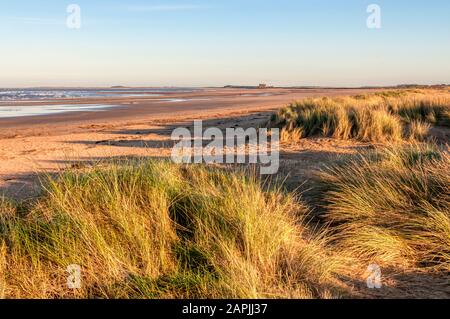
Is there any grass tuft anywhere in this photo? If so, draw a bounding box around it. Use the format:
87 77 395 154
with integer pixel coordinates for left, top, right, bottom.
317 144 450 270
0 160 340 299
271 89 450 143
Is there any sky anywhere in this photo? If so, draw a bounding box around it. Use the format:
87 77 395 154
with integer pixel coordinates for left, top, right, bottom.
0 0 449 88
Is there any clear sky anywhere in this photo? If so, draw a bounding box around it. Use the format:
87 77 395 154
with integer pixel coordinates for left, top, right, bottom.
1 0 449 87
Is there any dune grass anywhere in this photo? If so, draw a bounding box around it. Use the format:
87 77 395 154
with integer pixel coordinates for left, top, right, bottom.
1 143 449 298
388 95 450 127
1 88 450 298
317 144 450 270
271 89 450 142
0 161 341 299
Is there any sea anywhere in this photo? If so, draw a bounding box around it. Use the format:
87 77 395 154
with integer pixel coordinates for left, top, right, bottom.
0 88 199 118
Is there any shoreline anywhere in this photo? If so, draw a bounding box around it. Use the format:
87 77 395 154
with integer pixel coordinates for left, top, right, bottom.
0 88 378 199
0 88 377 129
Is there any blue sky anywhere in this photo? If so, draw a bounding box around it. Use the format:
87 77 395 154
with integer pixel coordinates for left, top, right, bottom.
0 0 449 87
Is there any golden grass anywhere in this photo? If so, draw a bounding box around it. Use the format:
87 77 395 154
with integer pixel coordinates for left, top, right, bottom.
271 89 450 143
408 120 431 141
388 94 450 127
1 89 450 298
1 142 449 298
318 144 450 270
0 161 341 299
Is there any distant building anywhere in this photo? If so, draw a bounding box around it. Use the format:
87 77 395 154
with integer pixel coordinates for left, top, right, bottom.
223 84 274 89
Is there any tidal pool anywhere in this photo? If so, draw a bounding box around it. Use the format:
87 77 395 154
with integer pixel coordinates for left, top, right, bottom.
0 104 118 118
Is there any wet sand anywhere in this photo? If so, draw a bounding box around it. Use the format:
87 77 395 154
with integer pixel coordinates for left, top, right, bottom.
0 87 378 198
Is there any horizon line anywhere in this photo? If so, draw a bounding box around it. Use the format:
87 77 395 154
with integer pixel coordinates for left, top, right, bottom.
1 83 449 90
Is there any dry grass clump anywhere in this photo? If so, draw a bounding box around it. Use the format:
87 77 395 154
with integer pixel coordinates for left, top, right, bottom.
408 120 431 141
0 160 340 299
318 144 450 270
272 97 403 142
271 89 450 143
281 127 303 143
387 95 450 127
274 98 403 141
0 197 15 216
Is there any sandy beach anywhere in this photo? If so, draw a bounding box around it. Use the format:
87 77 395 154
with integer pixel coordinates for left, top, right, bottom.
2 0 449 302
2 86 449 300
0 87 377 198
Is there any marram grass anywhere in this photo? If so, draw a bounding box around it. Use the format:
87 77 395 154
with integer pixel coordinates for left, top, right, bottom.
271 89 450 143
1 144 449 298
318 144 450 270
0 161 340 299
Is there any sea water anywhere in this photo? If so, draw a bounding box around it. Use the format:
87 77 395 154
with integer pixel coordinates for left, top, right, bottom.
0 88 202 118
0 88 198 101
0 104 118 118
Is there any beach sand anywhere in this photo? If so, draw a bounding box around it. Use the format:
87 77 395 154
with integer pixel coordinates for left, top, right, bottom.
0 87 378 199
2 87 450 299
